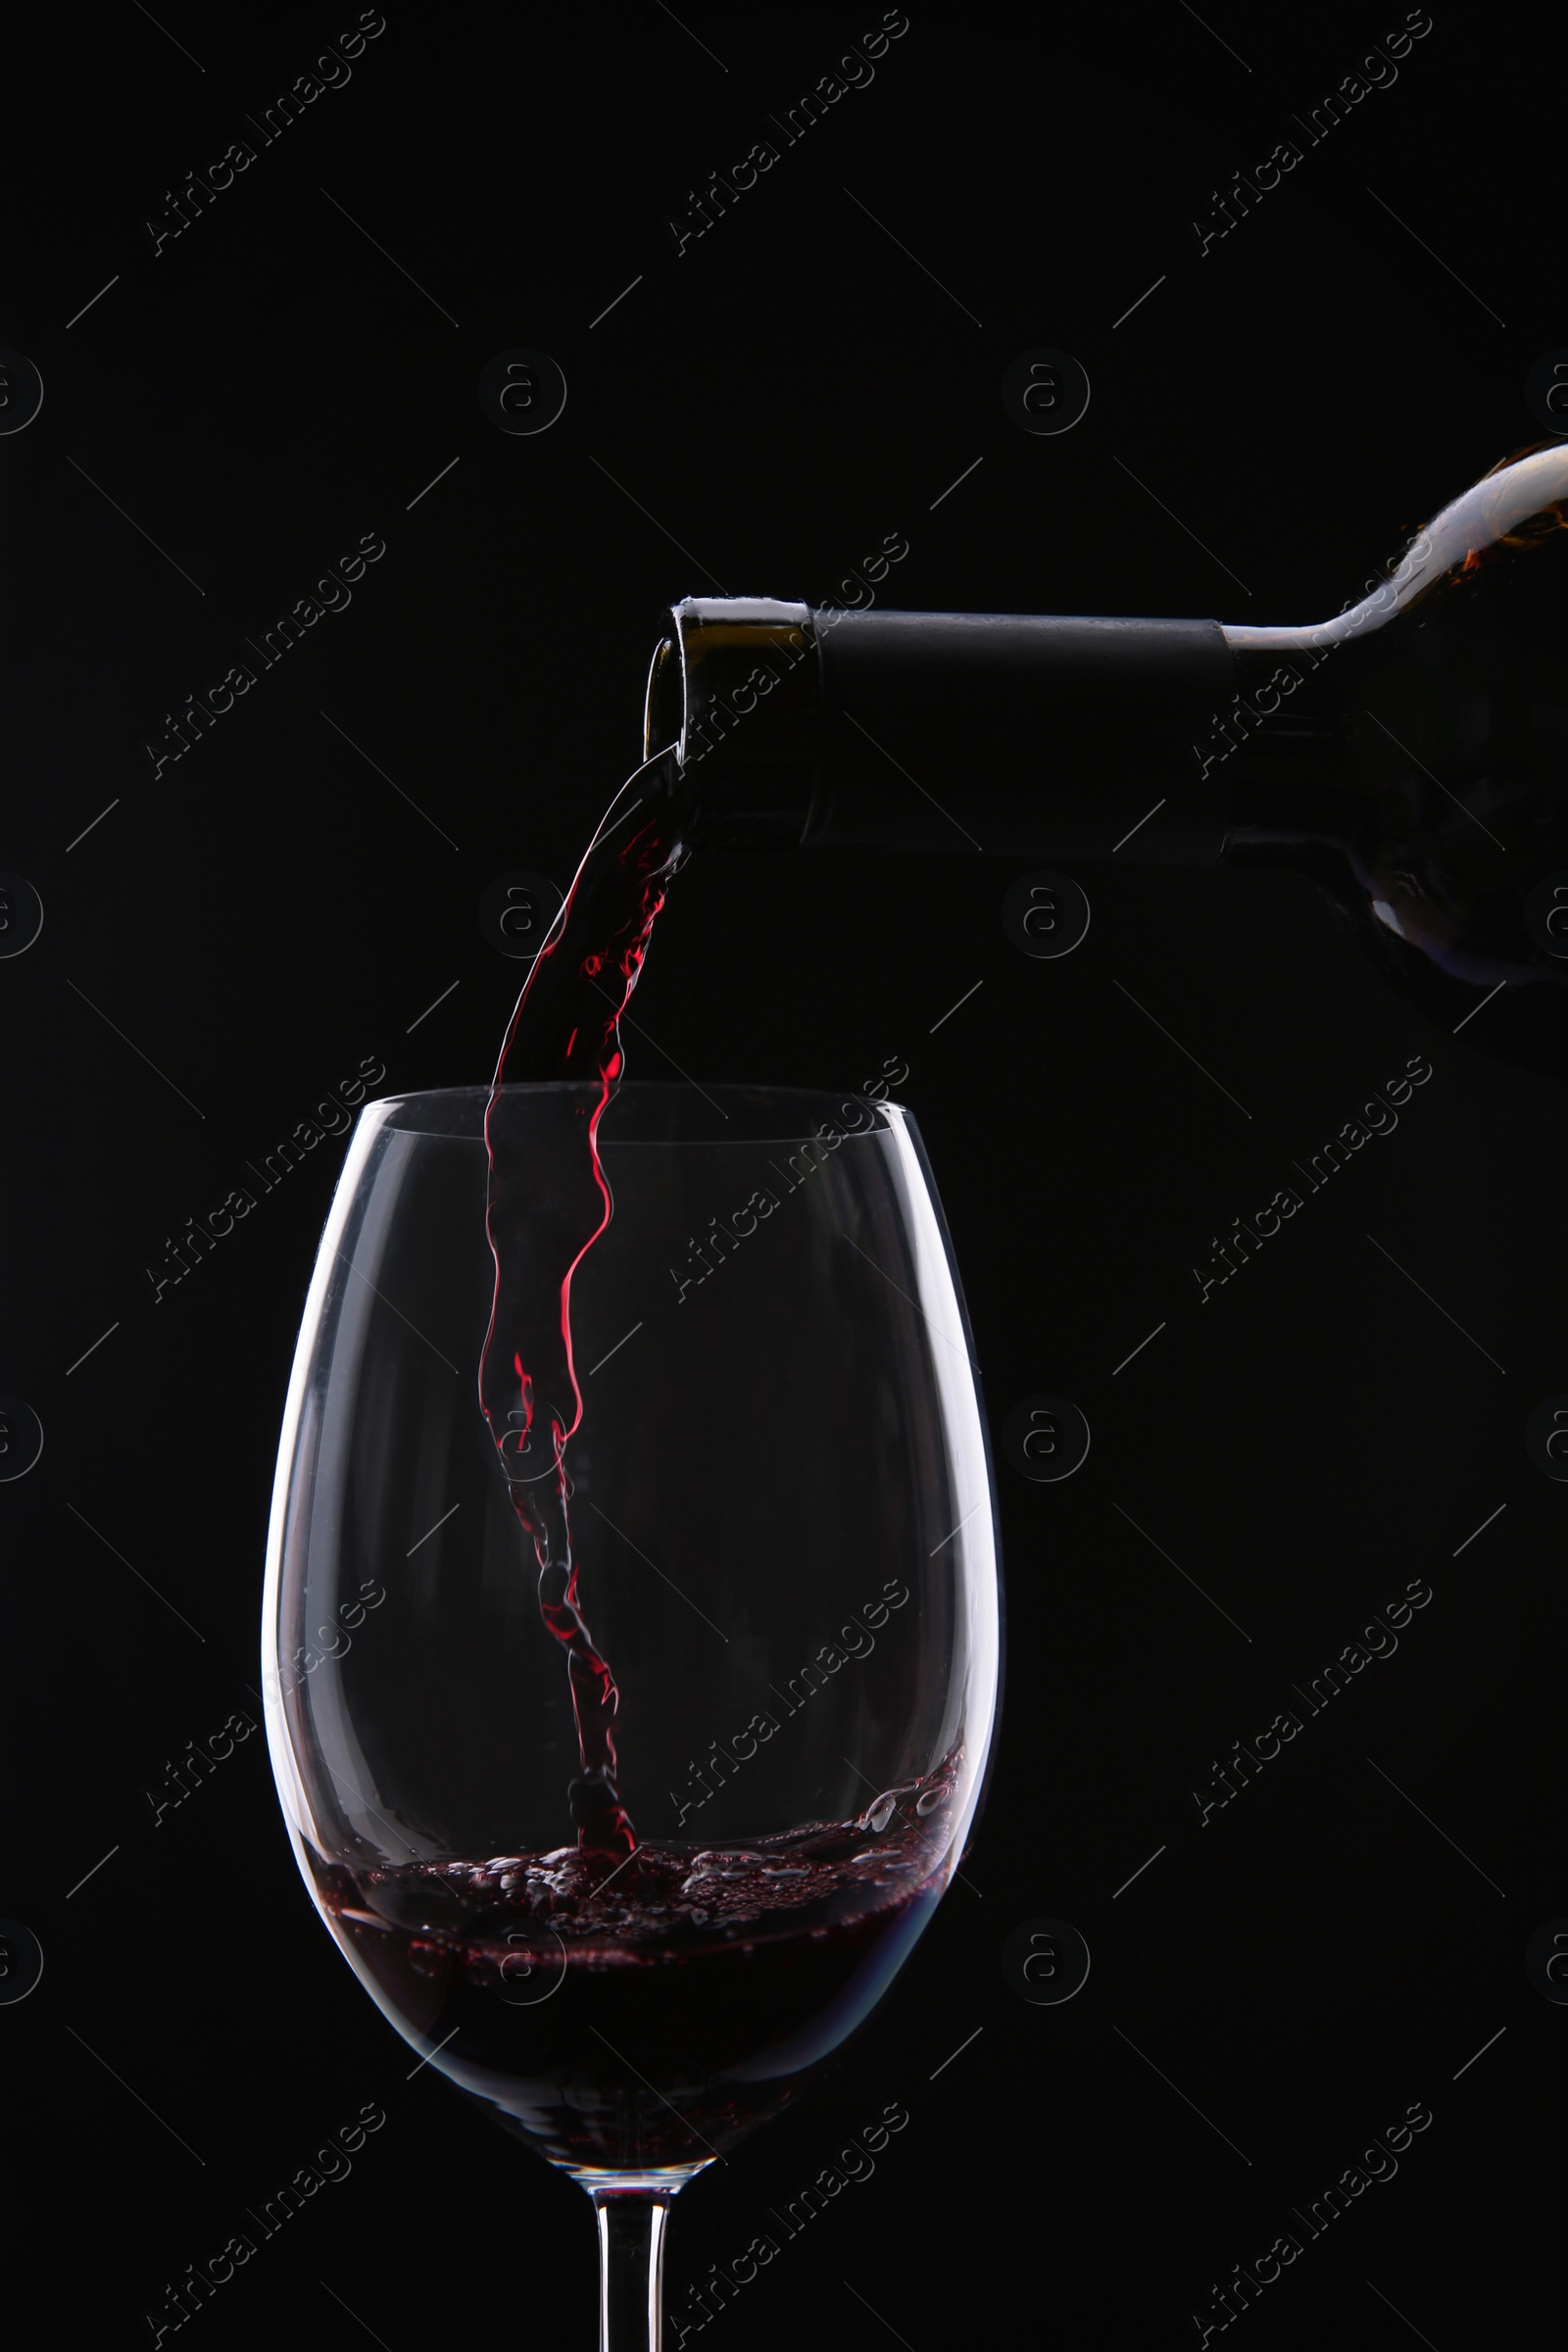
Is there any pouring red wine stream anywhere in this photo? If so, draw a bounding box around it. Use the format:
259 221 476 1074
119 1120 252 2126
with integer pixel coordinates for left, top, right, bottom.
478 749 689 1859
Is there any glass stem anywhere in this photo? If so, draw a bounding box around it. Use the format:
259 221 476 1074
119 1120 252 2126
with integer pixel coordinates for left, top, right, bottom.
593 2190 674 2352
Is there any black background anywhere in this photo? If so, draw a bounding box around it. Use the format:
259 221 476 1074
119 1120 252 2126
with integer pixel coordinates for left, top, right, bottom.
2 3 1558 2342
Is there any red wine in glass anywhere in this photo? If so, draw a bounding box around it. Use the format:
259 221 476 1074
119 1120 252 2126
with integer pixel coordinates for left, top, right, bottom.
264 744 1000 2352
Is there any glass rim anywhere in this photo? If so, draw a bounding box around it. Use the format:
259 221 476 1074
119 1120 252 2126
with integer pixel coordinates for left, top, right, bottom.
372 1081 905 1146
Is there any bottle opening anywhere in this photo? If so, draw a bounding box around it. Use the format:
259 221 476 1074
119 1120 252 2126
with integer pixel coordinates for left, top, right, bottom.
644 628 683 761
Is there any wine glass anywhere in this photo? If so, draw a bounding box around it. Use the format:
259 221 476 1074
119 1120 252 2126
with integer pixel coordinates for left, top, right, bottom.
262 1081 1001 2352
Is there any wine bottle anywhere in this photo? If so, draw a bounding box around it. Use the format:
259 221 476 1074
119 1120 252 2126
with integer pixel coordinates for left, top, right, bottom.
642 440 1568 1063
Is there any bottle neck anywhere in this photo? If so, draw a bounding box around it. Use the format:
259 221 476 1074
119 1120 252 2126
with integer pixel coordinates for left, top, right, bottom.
649 597 1244 861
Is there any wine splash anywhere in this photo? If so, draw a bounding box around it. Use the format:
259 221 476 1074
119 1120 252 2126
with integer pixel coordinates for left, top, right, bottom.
478 749 691 1858
310 1749 961 2171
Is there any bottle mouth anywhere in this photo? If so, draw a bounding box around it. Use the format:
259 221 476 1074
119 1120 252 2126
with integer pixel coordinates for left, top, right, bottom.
643 627 683 760
640 598 821 848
